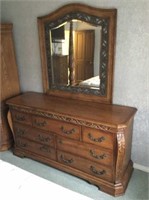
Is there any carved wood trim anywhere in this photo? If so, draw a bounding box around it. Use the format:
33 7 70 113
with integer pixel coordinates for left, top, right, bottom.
116 128 125 182
10 105 118 133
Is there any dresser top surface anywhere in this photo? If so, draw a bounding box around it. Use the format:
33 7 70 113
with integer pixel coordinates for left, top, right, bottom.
6 92 137 128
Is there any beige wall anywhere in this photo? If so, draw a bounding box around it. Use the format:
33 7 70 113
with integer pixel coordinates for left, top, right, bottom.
1 0 149 168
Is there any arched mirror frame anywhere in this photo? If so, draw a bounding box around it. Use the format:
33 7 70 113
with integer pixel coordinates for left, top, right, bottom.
38 3 117 104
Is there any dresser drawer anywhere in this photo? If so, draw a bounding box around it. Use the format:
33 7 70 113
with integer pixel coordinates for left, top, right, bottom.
82 127 114 150
32 116 81 140
11 110 32 125
57 150 113 182
13 123 55 147
15 137 56 160
57 137 113 167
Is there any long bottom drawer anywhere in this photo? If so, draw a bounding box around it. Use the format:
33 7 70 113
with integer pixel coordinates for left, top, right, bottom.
57 150 113 182
15 137 56 161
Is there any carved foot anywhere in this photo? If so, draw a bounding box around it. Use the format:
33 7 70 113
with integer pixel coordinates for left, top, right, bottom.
13 148 25 158
97 186 101 191
86 180 92 185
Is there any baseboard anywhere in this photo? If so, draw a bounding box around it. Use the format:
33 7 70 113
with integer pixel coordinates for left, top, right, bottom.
134 163 149 173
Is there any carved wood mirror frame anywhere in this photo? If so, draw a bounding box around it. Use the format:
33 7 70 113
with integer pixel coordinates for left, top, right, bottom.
38 3 117 104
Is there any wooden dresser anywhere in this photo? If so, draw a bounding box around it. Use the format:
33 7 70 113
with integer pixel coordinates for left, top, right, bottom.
6 92 137 196
0 23 20 151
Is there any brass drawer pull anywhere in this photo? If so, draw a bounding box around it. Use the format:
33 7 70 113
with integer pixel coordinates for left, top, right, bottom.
58 139 63 144
89 150 106 160
39 145 51 153
60 154 73 164
37 134 51 143
34 119 47 127
88 133 105 143
16 140 28 148
16 128 26 136
60 126 75 135
15 114 25 122
90 166 105 175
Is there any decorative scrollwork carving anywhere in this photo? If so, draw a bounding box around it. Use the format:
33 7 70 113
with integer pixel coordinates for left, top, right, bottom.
10 106 117 133
116 128 125 181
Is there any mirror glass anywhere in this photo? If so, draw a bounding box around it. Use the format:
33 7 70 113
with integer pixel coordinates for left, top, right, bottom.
44 12 109 96
50 20 101 90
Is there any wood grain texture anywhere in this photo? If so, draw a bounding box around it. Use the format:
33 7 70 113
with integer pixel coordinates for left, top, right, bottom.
7 92 137 196
0 23 20 151
7 92 137 128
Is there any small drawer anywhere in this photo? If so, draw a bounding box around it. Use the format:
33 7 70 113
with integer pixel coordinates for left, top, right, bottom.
82 127 113 150
57 137 113 167
57 150 113 182
32 116 81 140
11 110 32 126
13 123 55 147
15 137 56 161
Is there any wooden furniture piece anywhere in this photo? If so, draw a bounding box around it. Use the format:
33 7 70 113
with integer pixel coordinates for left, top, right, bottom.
0 23 20 151
5 3 137 197
52 55 68 85
6 92 137 196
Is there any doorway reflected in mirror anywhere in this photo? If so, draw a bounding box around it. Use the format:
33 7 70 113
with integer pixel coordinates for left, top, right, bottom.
50 20 101 89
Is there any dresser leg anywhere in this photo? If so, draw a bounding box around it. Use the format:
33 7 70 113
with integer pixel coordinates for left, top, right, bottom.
13 147 26 158
86 180 92 185
97 186 101 191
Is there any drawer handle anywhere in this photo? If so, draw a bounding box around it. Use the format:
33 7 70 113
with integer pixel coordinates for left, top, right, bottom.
34 119 47 127
60 126 75 135
37 134 51 143
58 139 63 144
15 114 25 122
39 145 51 153
16 128 26 136
16 140 28 148
90 166 105 176
89 150 107 160
88 133 105 143
60 154 73 164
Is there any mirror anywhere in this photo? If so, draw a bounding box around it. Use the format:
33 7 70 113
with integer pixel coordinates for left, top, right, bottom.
38 3 117 103
50 20 101 87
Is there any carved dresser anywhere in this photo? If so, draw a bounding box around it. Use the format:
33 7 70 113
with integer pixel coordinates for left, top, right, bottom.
6 92 137 196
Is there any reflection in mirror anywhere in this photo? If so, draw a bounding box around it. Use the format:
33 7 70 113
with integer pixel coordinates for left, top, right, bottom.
44 12 110 96
50 20 102 90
